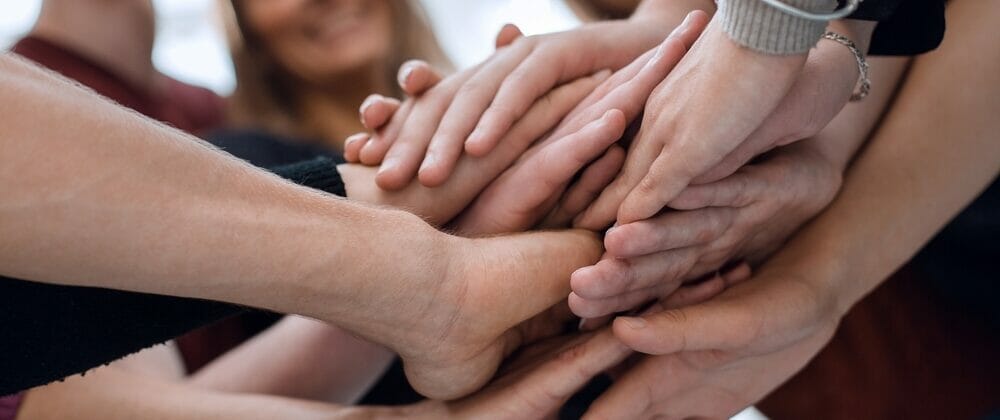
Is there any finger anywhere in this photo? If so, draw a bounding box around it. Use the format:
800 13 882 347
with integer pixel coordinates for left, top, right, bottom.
425 42 533 166
480 10 710 157
373 83 461 189
501 302 576 358
359 99 413 166
660 272 733 310
503 330 632 417
419 70 612 188
528 109 626 190
368 63 482 186
722 262 752 285
570 41 696 229
689 134 772 184
342 132 370 163
578 314 614 331
359 95 401 130
617 143 708 224
613 298 751 355
494 23 524 49
466 46 573 156
455 107 625 234
582 354 664 419
570 286 667 319
542 145 625 228
668 171 767 210
571 247 699 301
398 60 443 97
556 42 679 140
604 207 736 258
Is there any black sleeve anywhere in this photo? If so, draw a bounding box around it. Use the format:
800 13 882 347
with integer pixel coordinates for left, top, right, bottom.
0 157 344 396
844 0 947 56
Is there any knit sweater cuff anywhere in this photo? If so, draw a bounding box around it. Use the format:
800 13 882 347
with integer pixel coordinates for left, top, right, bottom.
719 0 836 55
269 157 346 197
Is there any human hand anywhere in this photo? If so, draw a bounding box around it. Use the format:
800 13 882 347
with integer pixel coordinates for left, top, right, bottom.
321 223 604 400
339 71 613 227
451 11 711 235
570 140 842 318
369 4 712 190
343 59 443 163
583 260 843 419
576 18 871 229
381 329 631 419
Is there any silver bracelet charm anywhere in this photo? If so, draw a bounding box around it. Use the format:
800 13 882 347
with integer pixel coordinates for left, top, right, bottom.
759 0 862 21
822 31 870 101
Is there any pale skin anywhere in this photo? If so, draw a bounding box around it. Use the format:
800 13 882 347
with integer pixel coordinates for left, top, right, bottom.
17 328 633 420
349 0 717 189
345 13 711 234
18 269 749 420
579 1 1000 416
570 41 909 318
578 16 877 227
3 6 712 410
0 54 606 400
17 0 394 406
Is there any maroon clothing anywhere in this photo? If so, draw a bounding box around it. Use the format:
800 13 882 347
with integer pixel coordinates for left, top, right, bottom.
11 36 224 136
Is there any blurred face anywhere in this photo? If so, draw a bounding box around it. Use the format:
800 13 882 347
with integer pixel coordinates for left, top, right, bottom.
240 0 393 84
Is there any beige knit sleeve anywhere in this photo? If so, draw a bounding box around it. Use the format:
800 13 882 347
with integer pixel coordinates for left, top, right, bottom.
719 0 837 54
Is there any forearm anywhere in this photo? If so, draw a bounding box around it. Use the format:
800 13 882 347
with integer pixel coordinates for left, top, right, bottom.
0 54 446 324
761 2 1000 315
189 317 393 404
805 55 910 171
17 367 368 420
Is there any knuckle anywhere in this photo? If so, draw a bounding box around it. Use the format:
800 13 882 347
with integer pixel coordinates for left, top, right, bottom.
636 176 660 195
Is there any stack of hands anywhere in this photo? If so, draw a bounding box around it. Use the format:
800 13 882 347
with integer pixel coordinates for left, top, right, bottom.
325 4 870 418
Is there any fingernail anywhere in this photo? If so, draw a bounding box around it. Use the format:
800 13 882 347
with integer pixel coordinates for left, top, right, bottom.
359 96 377 124
619 316 647 329
420 153 437 172
398 65 414 88
467 127 485 145
344 134 362 148
670 12 696 38
378 157 396 173
605 226 618 237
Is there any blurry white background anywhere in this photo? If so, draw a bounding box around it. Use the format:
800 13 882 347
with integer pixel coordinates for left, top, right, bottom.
0 0 581 94
1 2 767 419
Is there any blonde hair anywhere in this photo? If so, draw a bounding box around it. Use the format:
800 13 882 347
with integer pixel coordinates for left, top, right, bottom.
222 0 452 137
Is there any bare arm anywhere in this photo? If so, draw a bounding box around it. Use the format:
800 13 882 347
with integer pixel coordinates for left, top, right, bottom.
785 0 1000 311
16 367 357 420
0 54 605 400
188 317 393 404
0 53 445 327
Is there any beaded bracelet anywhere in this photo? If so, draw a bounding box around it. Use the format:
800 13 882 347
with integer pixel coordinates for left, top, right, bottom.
822 31 871 101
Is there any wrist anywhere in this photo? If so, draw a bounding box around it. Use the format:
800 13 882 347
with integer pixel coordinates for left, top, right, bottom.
719 0 836 55
828 19 875 54
284 206 455 339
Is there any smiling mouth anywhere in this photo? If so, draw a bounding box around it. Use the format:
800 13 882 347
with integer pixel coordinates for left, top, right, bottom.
304 2 373 44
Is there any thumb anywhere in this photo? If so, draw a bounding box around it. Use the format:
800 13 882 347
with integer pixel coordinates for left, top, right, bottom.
612 298 756 355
